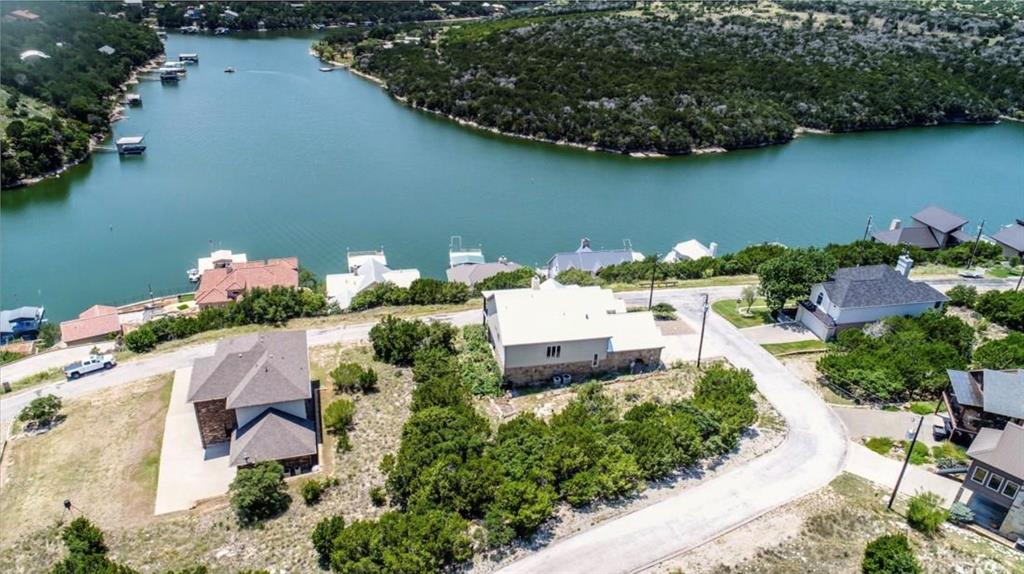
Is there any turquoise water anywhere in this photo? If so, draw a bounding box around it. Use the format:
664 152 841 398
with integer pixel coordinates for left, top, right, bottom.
2 32 1022 321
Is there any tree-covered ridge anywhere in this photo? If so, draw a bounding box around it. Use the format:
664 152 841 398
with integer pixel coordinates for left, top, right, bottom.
1 2 163 186
342 1 1023 154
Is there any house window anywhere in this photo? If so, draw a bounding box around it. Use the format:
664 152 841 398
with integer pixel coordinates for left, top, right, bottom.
546 345 561 359
933 301 942 309
592 354 598 367
1003 481 1020 499
815 293 824 305
971 466 988 484
987 473 1004 492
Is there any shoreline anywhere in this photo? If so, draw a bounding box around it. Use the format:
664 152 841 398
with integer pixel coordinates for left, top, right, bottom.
3 54 166 191
326 56 1005 159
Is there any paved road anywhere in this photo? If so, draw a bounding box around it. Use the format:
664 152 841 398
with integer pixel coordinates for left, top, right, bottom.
497 288 849 574
0 310 478 424
0 341 116 385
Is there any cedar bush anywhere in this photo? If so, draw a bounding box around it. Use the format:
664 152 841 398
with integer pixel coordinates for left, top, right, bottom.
862 533 921 574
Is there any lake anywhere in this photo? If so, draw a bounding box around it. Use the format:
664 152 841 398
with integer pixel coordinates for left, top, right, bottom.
2 32 1022 321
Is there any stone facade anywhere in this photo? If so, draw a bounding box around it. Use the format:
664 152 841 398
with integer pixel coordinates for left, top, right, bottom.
503 347 662 387
194 399 236 448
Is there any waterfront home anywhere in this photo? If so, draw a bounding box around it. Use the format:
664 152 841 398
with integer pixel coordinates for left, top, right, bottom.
60 305 122 346
943 369 1024 445
325 249 419 309
197 249 247 274
663 239 717 263
194 258 300 308
796 255 948 340
0 306 45 344
187 331 317 473
482 281 664 386
959 422 1024 540
871 205 973 250
992 220 1024 259
545 238 642 278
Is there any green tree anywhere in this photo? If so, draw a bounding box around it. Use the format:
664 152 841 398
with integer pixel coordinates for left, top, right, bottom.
555 268 604 286
945 285 977 307
475 267 537 290
310 515 344 566
301 479 323 505
862 533 921 574
19 394 63 426
38 322 61 348
330 362 364 393
124 326 157 353
973 332 1024 369
757 249 837 315
323 399 356 434
229 461 290 525
61 517 108 556
740 284 757 313
370 315 456 366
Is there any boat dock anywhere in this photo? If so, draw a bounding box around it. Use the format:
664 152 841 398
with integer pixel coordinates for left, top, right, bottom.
124 93 142 106
179 53 199 64
115 136 146 155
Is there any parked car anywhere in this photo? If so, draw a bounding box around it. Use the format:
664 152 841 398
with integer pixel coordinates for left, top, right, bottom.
64 354 116 380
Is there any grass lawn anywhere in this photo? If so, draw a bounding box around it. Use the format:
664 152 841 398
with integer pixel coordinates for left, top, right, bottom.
760 340 827 356
908 400 940 415
864 436 894 455
0 373 173 546
3 367 63 395
609 274 758 292
711 298 774 329
0 87 55 131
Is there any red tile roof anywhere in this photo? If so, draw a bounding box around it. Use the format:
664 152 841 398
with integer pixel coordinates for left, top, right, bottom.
60 305 121 345
195 258 299 307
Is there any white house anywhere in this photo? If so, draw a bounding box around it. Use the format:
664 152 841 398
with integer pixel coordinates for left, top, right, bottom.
197 249 248 273
325 249 419 309
482 281 664 386
796 255 949 340
663 239 717 263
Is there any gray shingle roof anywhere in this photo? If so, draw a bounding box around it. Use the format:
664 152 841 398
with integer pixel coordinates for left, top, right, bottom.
229 407 316 466
446 261 522 285
821 265 948 308
967 423 1024 479
871 226 941 249
948 369 984 408
547 250 635 276
912 205 968 233
982 369 1024 420
188 331 310 408
993 222 1024 253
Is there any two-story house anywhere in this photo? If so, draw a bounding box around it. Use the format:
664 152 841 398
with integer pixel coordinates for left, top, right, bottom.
796 255 948 340
960 422 1024 541
944 369 1024 445
1 306 45 344
482 280 664 386
187 331 318 473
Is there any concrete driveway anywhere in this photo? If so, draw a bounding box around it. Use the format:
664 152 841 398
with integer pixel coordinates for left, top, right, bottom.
844 441 965 506
833 405 946 447
154 367 236 515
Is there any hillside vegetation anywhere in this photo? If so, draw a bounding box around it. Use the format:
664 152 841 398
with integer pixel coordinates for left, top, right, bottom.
1 2 162 187
333 0 1024 154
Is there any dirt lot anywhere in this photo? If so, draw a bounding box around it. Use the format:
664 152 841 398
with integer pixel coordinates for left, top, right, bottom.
659 473 1024 574
0 373 172 546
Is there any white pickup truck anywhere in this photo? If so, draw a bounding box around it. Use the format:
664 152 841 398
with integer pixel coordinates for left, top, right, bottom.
64 354 117 380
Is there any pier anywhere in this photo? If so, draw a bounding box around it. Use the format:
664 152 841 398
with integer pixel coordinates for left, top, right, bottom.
115 136 146 155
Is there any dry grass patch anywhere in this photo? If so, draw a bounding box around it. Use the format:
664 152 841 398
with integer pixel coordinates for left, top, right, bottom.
0 373 173 547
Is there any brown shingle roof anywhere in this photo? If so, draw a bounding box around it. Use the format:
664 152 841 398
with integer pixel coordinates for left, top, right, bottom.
59 305 121 344
194 258 299 306
187 331 310 408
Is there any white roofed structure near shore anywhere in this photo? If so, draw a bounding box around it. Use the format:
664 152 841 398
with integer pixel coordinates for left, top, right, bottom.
663 239 717 262
197 249 248 273
326 249 420 309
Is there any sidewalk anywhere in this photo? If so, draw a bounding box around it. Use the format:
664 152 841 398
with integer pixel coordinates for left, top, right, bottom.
844 441 963 505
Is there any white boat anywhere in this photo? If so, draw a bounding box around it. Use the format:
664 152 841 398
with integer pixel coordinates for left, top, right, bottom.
449 236 485 267
186 268 201 283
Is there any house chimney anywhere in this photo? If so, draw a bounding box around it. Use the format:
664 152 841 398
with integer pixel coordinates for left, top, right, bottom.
531 276 540 290
578 237 591 252
896 254 914 277
889 218 902 231
708 242 718 257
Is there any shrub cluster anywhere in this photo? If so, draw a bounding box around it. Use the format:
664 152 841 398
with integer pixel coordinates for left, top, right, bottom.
973 289 1024 332
862 533 922 574
348 278 470 311
456 325 502 396
368 315 457 366
905 492 949 535
124 287 327 353
817 311 972 401
973 332 1024 370
323 399 356 452
330 362 378 393
473 267 538 291
316 358 759 571
229 461 291 525
18 394 63 427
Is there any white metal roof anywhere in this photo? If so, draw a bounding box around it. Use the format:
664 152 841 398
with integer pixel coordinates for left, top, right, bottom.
664 239 714 262
484 285 663 350
116 136 144 145
197 249 247 273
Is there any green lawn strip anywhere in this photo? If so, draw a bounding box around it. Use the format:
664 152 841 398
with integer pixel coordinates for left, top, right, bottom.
608 274 758 292
3 368 64 395
711 298 774 329
908 400 940 415
761 340 828 356
864 436 894 456
131 375 174 495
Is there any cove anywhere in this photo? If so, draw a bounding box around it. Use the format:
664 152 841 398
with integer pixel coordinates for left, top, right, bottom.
2 32 1022 322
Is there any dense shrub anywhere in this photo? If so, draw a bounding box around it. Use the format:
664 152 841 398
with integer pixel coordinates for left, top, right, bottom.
124 327 158 353
229 461 290 525
18 394 63 426
474 267 537 291
862 533 921 574
457 325 501 396
973 332 1024 369
906 492 949 535
370 486 387 507
328 510 472 573
757 248 837 314
369 315 457 366
817 312 971 401
310 515 344 566
61 517 108 556
945 285 978 307
323 399 355 434
348 278 471 311
974 290 1024 331
301 479 323 505
330 362 378 393
555 268 605 286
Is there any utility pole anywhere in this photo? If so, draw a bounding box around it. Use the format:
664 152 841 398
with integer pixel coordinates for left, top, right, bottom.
1017 265 1023 292
647 253 659 310
888 415 924 511
862 215 873 241
966 220 985 269
697 293 709 369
